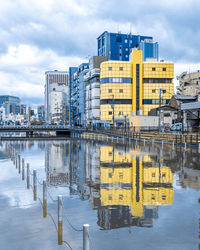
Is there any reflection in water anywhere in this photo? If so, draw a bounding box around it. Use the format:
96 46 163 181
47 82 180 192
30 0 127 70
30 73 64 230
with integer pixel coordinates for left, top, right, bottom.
43 141 175 230
45 141 70 186
98 146 173 229
1 139 200 235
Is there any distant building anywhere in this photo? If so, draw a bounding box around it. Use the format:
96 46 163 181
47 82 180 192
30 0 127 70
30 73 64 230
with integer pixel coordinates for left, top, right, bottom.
0 95 21 115
45 70 69 124
37 105 45 122
69 64 89 126
177 71 200 96
97 31 159 61
27 107 35 121
20 104 26 116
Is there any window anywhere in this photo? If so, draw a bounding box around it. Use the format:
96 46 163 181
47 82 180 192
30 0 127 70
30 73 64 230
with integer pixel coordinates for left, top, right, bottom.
125 55 129 58
163 67 166 71
152 89 156 93
108 67 112 71
108 173 112 178
109 111 112 115
143 78 172 83
108 195 112 200
108 89 112 93
116 36 122 42
119 89 123 93
125 48 128 51
119 172 123 179
125 39 128 43
53 88 56 91
119 194 123 200
119 67 123 71
152 67 156 71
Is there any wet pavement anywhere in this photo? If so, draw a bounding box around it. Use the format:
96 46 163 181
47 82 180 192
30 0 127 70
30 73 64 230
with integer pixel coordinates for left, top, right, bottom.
0 139 199 250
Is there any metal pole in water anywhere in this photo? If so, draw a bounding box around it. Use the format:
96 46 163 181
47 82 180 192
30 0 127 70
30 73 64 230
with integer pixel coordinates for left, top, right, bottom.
22 158 25 180
144 139 145 146
27 163 30 189
117 137 118 143
33 170 37 201
15 154 18 169
18 155 21 174
184 143 187 151
58 195 63 245
83 224 90 250
198 144 200 153
172 141 175 149
43 181 47 218
162 141 164 148
13 154 16 165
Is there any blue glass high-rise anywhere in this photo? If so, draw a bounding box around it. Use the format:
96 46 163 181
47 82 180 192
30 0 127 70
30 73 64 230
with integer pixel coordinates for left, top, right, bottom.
97 31 159 61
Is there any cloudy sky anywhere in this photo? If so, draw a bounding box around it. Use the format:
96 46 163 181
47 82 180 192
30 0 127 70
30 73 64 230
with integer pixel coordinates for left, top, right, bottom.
0 0 200 107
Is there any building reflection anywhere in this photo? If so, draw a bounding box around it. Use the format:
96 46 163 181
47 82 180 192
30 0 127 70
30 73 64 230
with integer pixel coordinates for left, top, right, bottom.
45 141 70 187
43 140 175 229
179 151 200 190
98 146 174 229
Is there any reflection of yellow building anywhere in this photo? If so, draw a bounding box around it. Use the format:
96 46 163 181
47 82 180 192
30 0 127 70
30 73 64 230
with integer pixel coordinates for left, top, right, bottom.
100 146 174 217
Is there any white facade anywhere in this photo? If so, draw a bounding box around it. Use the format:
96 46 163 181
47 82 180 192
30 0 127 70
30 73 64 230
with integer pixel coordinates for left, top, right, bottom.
45 70 68 124
85 68 101 126
84 56 108 127
49 90 67 124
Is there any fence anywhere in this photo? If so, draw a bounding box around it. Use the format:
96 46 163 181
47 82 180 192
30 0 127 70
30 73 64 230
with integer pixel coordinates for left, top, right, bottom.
74 129 200 151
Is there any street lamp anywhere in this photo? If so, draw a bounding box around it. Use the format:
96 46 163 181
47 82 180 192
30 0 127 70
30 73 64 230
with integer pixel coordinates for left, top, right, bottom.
153 88 166 133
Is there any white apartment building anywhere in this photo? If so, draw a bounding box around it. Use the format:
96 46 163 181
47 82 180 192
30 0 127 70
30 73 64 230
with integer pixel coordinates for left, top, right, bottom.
45 70 68 124
177 71 200 96
84 56 108 127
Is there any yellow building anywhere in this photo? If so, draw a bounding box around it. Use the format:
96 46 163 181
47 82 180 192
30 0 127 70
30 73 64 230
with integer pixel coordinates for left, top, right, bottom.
100 50 174 121
100 146 174 217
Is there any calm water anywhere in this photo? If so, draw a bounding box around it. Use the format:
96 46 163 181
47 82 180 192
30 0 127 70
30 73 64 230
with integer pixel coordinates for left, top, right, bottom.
0 139 199 250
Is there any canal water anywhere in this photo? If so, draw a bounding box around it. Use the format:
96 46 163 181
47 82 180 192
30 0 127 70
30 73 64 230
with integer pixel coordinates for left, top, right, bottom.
0 139 199 250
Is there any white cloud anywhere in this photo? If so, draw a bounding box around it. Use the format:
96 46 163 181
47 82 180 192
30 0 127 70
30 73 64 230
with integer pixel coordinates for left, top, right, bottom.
0 0 199 106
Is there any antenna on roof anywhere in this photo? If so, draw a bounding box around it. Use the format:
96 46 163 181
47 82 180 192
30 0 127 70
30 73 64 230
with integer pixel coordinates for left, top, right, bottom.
117 24 121 33
129 23 132 34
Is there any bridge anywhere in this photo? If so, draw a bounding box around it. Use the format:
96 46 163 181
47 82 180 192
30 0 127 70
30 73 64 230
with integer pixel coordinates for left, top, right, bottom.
0 125 86 137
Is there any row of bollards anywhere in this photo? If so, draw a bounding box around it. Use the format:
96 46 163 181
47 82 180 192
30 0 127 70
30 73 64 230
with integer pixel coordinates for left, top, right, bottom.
11 150 90 249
